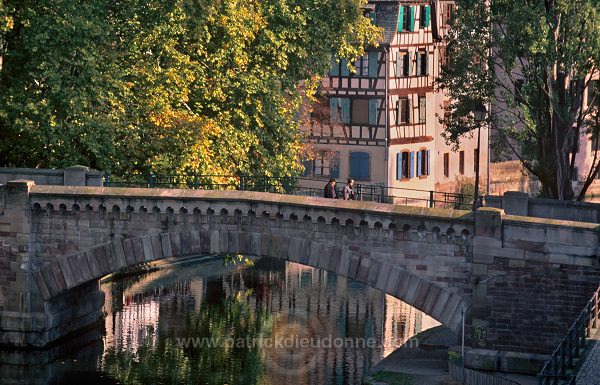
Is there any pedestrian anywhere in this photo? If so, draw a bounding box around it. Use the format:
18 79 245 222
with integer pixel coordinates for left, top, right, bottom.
343 178 355 200
324 178 338 199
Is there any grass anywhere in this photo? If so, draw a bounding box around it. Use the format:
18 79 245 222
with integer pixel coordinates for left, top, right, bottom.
368 371 414 385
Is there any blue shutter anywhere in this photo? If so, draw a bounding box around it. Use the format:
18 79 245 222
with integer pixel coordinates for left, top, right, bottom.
398 6 404 32
426 150 430 176
424 6 431 28
330 55 339 76
417 151 422 177
396 54 402 77
416 52 421 76
341 59 349 76
369 99 378 125
330 154 340 178
361 153 369 179
409 6 415 32
330 98 338 123
368 51 378 77
396 153 402 180
409 152 415 178
407 52 412 76
341 98 351 124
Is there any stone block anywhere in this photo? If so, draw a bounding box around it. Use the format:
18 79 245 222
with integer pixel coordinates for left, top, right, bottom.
141 236 154 262
472 263 488 276
131 238 145 263
501 191 529 216
112 239 128 268
151 234 164 260
465 349 499 371
210 231 220 254
63 165 89 186
76 253 92 282
57 257 76 289
499 351 549 374
474 207 504 238
238 232 251 255
122 239 136 266
93 246 110 275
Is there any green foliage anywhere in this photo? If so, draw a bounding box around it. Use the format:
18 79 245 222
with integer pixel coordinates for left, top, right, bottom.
438 0 600 200
453 176 485 209
0 0 380 179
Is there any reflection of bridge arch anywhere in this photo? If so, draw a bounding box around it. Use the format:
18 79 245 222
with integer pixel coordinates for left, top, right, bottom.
30 197 471 338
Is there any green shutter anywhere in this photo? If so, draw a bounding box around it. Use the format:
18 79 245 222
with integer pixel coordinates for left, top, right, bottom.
341 59 349 76
424 6 431 28
416 52 421 76
407 52 412 76
330 55 339 76
341 98 351 124
368 51 378 77
369 99 378 125
396 54 402 77
409 6 415 32
397 6 404 32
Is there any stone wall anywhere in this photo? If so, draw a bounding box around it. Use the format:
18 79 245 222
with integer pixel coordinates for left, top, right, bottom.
486 191 600 223
0 166 103 187
488 160 540 196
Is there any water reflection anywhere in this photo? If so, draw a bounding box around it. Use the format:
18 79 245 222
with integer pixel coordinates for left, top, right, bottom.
99 257 439 385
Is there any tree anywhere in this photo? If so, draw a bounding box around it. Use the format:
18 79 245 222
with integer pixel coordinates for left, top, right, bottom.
0 0 380 180
437 0 600 200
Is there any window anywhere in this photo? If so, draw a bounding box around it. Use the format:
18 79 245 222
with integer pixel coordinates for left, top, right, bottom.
439 47 447 67
303 154 339 178
398 6 415 32
396 51 411 77
397 98 411 124
420 5 430 29
417 50 428 76
352 99 369 124
350 152 370 180
443 153 449 177
417 149 429 177
442 4 455 27
515 79 525 105
459 151 465 175
474 148 479 173
419 96 426 123
354 54 369 77
396 151 415 180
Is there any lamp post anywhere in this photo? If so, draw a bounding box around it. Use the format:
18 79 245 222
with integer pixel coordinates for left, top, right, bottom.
473 103 487 210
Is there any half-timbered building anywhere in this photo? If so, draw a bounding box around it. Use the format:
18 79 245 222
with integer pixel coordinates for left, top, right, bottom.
300 0 488 201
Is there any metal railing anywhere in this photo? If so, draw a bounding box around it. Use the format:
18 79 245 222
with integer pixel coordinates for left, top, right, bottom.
103 173 478 209
538 286 600 385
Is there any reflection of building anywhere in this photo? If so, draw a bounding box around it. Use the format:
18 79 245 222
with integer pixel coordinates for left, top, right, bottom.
300 0 487 201
101 258 441 384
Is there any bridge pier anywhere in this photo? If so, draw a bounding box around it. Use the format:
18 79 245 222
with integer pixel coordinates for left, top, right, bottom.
0 180 105 346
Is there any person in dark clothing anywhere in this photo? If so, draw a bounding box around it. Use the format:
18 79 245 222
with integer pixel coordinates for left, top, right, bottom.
324 178 338 199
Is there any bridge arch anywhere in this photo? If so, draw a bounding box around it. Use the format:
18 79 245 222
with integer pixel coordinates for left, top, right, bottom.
34 231 467 334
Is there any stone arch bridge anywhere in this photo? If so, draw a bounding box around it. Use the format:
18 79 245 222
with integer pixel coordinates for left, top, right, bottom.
1 180 599 371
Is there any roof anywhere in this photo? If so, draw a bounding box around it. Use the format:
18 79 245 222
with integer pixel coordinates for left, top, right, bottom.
373 1 401 45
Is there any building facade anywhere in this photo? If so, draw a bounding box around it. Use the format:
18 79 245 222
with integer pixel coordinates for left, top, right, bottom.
300 0 488 202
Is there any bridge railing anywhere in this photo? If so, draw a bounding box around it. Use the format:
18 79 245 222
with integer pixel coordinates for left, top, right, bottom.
102 173 477 209
538 286 600 385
